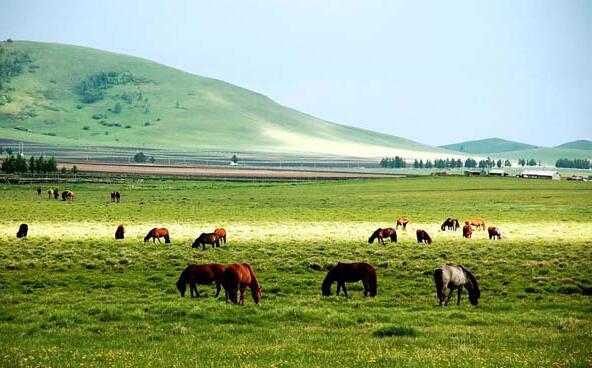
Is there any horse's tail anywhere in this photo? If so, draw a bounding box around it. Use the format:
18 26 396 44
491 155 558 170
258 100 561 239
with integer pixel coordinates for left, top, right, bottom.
144 228 156 242
434 267 445 302
176 267 188 297
368 267 377 297
390 230 397 243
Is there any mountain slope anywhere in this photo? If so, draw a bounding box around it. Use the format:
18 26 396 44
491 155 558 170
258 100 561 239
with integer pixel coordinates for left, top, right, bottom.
0 41 455 158
555 140 592 150
440 138 538 154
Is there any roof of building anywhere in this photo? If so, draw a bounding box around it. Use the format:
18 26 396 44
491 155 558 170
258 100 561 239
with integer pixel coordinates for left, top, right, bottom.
521 170 559 176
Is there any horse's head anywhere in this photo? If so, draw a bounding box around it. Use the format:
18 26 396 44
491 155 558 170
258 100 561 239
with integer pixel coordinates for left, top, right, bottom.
176 278 186 297
252 287 262 304
191 239 198 248
367 236 374 244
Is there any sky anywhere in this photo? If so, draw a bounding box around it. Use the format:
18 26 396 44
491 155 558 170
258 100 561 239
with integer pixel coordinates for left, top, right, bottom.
1 0 590 147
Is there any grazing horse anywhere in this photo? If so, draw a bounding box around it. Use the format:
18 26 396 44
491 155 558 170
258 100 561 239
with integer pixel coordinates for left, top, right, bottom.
441 218 460 231
115 191 121 203
214 227 227 244
434 264 480 306
110 192 116 202
115 225 125 240
53 188 59 200
488 226 502 240
368 227 397 245
465 218 486 230
16 224 28 238
321 262 377 298
463 224 472 239
416 229 432 244
47 189 53 199
61 190 74 201
223 263 261 305
176 264 226 298
192 233 220 250
36 187 41 196
144 227 171 243
396 216 410 230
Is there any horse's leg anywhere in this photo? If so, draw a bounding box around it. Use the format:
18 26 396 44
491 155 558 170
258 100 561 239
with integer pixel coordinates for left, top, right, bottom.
336 283 341 296
362 280 369 296
457 287 463 306
239 287 246 305
342 283 349 298
445 288 454 306
215 282 221 297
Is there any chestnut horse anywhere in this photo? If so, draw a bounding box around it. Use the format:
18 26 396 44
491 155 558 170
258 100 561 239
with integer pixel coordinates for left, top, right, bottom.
441 218 460 231
223 263 261 305
192 233 219 250
144 227 170 243
434 264 480 306
321 262 377 298
416 229 432 244
176 264 226 298
115 224 125 240
488 226 502 240
465 218 486 230
368 227 397 245
214 227 227 244
396 216 410 230
463 224 472 239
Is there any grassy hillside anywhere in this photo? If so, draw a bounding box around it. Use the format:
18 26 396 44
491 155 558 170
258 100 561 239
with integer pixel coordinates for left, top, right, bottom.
0 41 454 158
440 137 538 154
555 140 592 150
497 147 592 164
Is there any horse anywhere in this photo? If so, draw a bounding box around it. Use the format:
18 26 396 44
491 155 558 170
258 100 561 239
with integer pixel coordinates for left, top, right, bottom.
223 263 261 305
110 192 116 202
176 264 226 298
115 191 121 203
16 224 28 238
53 188 59 200
47 189 53 199
144 227 170 243
434 264 480 306
463 224 472 239
396 216 409 230
36 187 41 196
214 227 226 244
115 224 125 240
192 233 219 250
416 229 432 244
488 226 502 240
465 218 486 230
441 218 460 231
61 190 74 201
368 227 397 245
321 262 377 298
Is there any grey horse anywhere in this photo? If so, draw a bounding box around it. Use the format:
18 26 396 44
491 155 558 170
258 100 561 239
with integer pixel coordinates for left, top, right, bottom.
434 265 480 306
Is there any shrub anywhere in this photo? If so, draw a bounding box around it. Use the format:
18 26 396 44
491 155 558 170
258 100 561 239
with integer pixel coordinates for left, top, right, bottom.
373 326 417 338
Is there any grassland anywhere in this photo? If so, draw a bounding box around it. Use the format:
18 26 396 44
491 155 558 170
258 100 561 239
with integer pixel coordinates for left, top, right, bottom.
0 177 591 367
441 137 539 154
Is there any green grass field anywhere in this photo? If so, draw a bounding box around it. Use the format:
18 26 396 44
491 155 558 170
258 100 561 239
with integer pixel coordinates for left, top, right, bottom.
1 177 591 367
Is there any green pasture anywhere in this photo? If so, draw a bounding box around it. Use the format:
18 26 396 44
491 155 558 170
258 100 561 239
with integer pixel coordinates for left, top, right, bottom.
0 176 591 367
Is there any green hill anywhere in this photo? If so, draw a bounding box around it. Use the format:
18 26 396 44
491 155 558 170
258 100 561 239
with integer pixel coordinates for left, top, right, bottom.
496 147 591 164
555 140 592 150
440 137 538 154
0 40 455 158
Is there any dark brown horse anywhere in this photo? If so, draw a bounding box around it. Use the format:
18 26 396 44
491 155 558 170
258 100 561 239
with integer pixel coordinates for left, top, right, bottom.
53 188 59 200
441 218 460 231
115 224 125 240
321 262 377 298
434 264 480 306
396 216 409 230
16 224 28 238
115 191 120 203
368 227 397 245
462 224 472 239
192 233 219 250
176 264 226 298
110 191 116 202
223 263 261 305
214 227 227 244
416 229 432 244
488 226 502 240
144 227 170 243
36 187 41 196
61 190 74 201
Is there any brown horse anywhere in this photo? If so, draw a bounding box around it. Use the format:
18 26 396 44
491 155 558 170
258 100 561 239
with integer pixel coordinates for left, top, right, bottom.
61 190 74 201
463 224 472 239
488 226 502 240
53 188 59 200
115 224 125 240
368 227 397 245
110 191 116 202
441 218 460 231
47 189 53 199
321 262 377 298
214 227 227 244
192 233 220 250
396 216 410 230
223 263 261 305
144 227 171 243
465 218 486 230
176 264 226 298
416 229 432 244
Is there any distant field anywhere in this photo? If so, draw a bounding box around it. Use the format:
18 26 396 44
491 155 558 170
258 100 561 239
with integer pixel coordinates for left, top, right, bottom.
0 177 591 367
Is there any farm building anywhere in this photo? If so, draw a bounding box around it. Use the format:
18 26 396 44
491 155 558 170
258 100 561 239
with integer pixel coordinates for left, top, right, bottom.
488 169 508 176
464 169 483 176
520 170 560 180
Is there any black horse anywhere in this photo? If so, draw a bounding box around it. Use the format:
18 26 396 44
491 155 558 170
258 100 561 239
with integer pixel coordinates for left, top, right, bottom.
321 262 377 298
16 224 28 238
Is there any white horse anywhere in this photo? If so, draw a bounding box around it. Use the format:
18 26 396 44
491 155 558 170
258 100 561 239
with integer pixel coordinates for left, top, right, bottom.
434 265 480 306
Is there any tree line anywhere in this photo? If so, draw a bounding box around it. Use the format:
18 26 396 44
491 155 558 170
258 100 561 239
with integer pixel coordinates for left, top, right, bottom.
555 158 591 169
380 157 513 169
1 155 57 174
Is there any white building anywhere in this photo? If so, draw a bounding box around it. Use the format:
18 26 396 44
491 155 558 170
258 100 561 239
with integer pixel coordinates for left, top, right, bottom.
520 170 560 180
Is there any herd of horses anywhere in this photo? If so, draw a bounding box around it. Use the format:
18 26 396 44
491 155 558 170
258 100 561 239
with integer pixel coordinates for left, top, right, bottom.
22 189 492 306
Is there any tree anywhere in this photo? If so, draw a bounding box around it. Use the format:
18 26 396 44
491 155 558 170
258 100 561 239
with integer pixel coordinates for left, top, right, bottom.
60 166 67 175
504 159 512 167
46 157 57 172
496 159 502 169
36 155 45 173
6 147 12 155
71 165 78 175
113 102 122 114
29 156 36 174
149 156 155 164
464 158 477 168
527 159 537 166
413 159 419 169
231 154 238 164
134 152 147 163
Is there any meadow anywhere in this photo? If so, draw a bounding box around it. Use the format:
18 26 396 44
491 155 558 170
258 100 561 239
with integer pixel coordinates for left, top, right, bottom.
0 176 591 367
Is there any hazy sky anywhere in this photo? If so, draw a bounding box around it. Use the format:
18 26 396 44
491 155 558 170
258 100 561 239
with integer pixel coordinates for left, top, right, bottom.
1 0 590 146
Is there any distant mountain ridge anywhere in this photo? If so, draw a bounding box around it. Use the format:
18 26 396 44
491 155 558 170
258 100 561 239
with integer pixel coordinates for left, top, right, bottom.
555 140 592 150
440 138 538 154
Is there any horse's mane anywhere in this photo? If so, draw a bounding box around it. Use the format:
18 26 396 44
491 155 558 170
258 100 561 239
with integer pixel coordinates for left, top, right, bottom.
242 263 260 289
368 228 382 243
322 266 339 295
144 228 156 241
460 266 480 298
176 266 189 296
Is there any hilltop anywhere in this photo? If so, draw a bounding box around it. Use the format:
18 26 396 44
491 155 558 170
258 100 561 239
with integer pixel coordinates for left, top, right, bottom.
0 41 455 159
555 140 592 150
440 137 538 154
